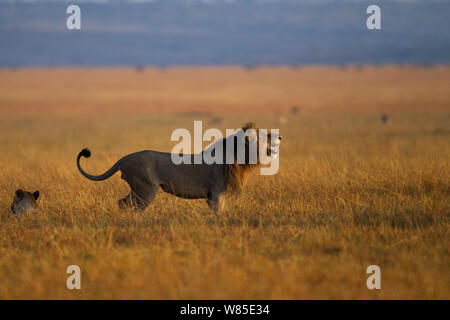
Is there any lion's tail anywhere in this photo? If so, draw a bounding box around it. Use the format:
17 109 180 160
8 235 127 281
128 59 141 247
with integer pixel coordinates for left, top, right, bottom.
77 148 121 181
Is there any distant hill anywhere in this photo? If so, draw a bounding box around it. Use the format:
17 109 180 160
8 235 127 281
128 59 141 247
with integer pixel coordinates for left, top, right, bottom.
1 0 449 67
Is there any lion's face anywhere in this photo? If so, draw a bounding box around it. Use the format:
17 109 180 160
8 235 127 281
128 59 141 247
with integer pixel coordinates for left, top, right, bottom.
266 132 282 159
11 189 39 215
240 123 281 164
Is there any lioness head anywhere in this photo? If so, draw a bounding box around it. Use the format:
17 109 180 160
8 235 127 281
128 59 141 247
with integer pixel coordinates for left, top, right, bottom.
11 189 40 215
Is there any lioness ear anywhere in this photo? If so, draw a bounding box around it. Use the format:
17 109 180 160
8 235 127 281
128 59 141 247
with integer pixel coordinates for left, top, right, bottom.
15 189 24 200
33 191 40 200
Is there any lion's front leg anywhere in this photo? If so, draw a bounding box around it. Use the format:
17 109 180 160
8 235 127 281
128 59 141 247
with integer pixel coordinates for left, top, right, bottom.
207 192 224 214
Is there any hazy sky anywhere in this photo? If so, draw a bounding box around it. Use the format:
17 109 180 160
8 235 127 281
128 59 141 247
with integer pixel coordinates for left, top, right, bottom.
1 0 449 66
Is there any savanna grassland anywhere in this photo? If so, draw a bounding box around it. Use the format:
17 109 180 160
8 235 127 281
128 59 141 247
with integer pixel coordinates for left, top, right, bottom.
0 66 448 299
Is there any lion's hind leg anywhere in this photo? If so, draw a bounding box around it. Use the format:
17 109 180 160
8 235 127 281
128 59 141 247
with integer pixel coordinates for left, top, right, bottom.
128 180 159 211
118 168 159 211
118 186 158 211
207 192 224 214
118 193 133 209
134 187 158 211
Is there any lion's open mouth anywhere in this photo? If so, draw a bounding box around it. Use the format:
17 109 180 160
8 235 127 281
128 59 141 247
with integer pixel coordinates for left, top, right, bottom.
268 138 281 158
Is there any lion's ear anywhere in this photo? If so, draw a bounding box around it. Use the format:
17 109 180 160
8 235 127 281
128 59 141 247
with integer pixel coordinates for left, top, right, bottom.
242 122 256 131
33 191 40 200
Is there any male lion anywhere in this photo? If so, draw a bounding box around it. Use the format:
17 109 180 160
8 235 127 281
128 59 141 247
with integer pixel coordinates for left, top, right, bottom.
76 123 281 213
11 189 40 215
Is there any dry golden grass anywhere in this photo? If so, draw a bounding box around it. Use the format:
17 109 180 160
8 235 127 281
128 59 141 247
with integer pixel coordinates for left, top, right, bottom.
0 66 449 299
